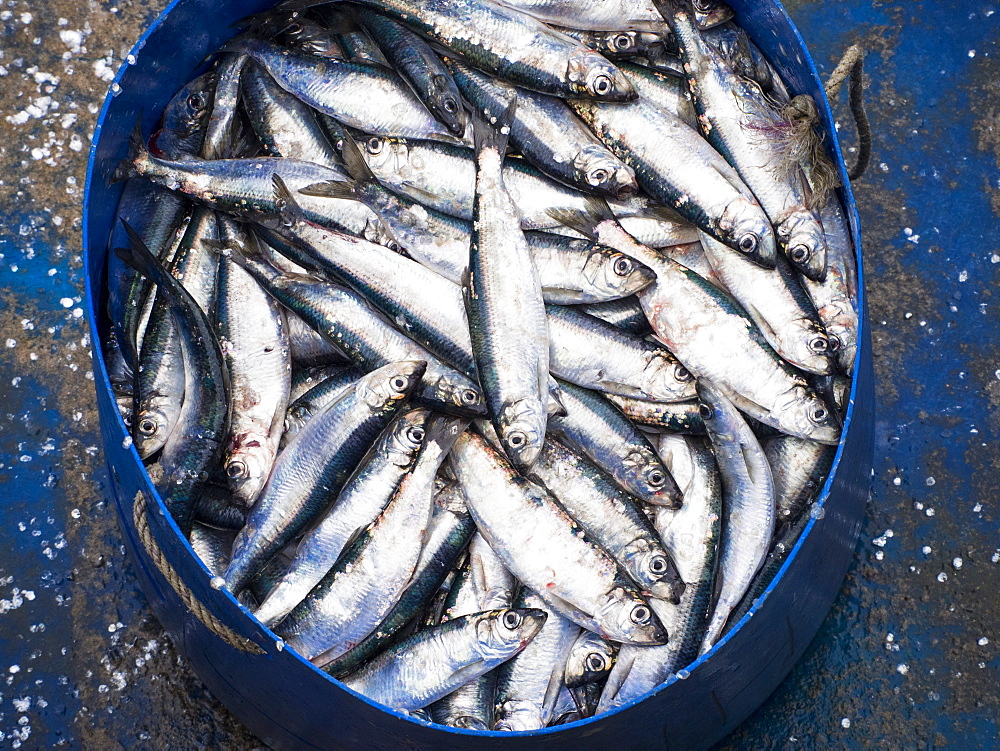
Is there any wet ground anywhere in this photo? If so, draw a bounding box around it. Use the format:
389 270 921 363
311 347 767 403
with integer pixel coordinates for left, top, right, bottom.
0 1 997 748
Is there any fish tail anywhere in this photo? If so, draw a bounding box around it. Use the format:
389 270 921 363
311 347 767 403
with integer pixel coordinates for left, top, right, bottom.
115 220 165 284
110 117 148 184
471 95 517 157
545 194 615 242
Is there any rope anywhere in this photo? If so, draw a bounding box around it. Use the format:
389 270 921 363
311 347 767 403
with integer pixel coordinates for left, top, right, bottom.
133 492 266 654
824 44 872 180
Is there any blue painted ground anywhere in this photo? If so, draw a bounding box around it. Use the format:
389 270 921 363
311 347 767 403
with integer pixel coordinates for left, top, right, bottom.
0 1 996 748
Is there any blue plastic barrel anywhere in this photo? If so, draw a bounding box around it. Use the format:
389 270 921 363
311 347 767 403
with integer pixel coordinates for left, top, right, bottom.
83 1 874 747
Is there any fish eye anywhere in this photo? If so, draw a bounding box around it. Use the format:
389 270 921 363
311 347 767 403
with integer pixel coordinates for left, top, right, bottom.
442 98 458 114
612 256 634 276
137 418 158 436
390 375 409 391
614 33 633 51
808 335 829 354
629 605 651 625
407 426 425 444
387 240 401 252
585 653 607 672
590 168 610 185
506 430 528 449
827 334 842 353
738 233 759 254
649 555 669 575
699 403 714 420
790 244 810 264
187 93 207 110
809 405 829 424
645 467 666 488
501 610 522 630
226 461 248 479
675 365 692 383
592 74 613 96
461 389 480 404
366 137 384 155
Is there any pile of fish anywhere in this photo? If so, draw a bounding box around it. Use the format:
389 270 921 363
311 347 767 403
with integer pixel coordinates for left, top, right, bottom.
102 0 858 729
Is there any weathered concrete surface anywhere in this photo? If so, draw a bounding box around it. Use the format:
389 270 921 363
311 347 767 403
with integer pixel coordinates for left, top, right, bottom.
0 0 996 748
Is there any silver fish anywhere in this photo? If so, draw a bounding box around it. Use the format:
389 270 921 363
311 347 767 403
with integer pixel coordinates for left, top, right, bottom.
494 589 581 731
699 231 835 375
228 37 460 143
430 532 516 730
549 380 682 507
450 428 667 645
546 303 695 402
341 131 651 230
214 217 291 506
449 60 638 198
803 199 860 373
599 433 721 711
223 360 425 594
325 484 476 678
344 0 636 100
528 436 684 601
466 102 551 471
567 96 776 267
253 408 432 626
116 224 229 535
341 609 547 712
280 415 467 664
697 380 775 652
657 1 828 280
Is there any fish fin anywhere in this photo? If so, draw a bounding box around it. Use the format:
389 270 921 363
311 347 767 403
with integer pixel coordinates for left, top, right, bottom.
470 95 517 157
271 173 308 225
336 129 379 185
334 522 374 566
298 179 359 201
547 377 568 418
115 221 164 282
644 203 689 225
110 117 148 184
545 194 614 242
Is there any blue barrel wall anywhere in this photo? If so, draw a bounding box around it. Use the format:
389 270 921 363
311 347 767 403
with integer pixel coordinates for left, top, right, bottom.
81 1 875 748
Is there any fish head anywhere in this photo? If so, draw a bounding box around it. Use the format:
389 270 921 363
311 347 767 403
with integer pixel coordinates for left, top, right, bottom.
357 134 408 181
425 372 488 417
621 539 686 603
134 404 174 459
621 449 682 507
692 0 736 30
777 317 835 375
564 632 615 688
572 144 638 199
642 351 696 402
598 588 667 645
385 408 432 467
356 360 427 411
719 196 777 268
225 432 277 506
475 608 547 659
582 246 655 299
427 74 467 137
279 18 343 59
774 385 842 445
567 53 637 102
497 398 548 472
777 210 828 282
152 71 216 159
